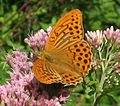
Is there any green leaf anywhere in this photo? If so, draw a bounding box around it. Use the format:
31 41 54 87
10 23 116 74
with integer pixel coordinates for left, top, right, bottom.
88 81 97 86
106 94 118 104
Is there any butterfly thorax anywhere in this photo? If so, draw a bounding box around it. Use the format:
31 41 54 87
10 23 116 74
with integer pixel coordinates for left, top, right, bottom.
37 51 54 62
37 51 70 68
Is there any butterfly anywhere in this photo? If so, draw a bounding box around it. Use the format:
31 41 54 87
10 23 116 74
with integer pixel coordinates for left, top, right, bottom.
33 9 92 85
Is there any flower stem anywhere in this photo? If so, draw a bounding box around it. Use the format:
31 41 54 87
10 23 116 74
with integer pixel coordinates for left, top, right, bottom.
98 48 105 92
93 42 113 105
99 42 113 92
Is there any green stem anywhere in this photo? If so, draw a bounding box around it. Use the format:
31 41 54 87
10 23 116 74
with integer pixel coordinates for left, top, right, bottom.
99 42 114 92
93 92 97 105
98 48 105 92
94 42 114 105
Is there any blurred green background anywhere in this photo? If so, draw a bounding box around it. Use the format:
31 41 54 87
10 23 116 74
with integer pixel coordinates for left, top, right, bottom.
0 0 120 106
0 0 120 51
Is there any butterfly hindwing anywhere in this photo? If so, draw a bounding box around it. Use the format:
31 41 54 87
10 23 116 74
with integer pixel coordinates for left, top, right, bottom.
50 62 83 85
67 40 92 76
60 73 83 85
33 59 61 84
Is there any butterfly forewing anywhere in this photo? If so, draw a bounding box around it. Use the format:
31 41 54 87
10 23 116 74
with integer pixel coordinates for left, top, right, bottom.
45 9 83 52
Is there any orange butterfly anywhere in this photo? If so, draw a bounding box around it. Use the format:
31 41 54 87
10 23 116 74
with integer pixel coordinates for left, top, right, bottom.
33 9 92 85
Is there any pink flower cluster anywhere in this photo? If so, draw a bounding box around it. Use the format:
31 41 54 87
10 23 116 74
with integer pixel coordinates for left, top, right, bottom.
24 26 52 49
104 26 120 44
6 50 33 72
85 26 120 48
85 30 103 48
0 44 68 105
85 26 120 76
0 71 34 106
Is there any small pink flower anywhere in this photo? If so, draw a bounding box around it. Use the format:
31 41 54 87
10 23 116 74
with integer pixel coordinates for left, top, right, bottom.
85 30 103 48
47 26 52 35
115 63 120 75
92 59 104 68
104 26 120 44
116 52 120 59
24 27 52 49
6 50 33 72
116 69 120 75
59 95 69 103
44 97 61 106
